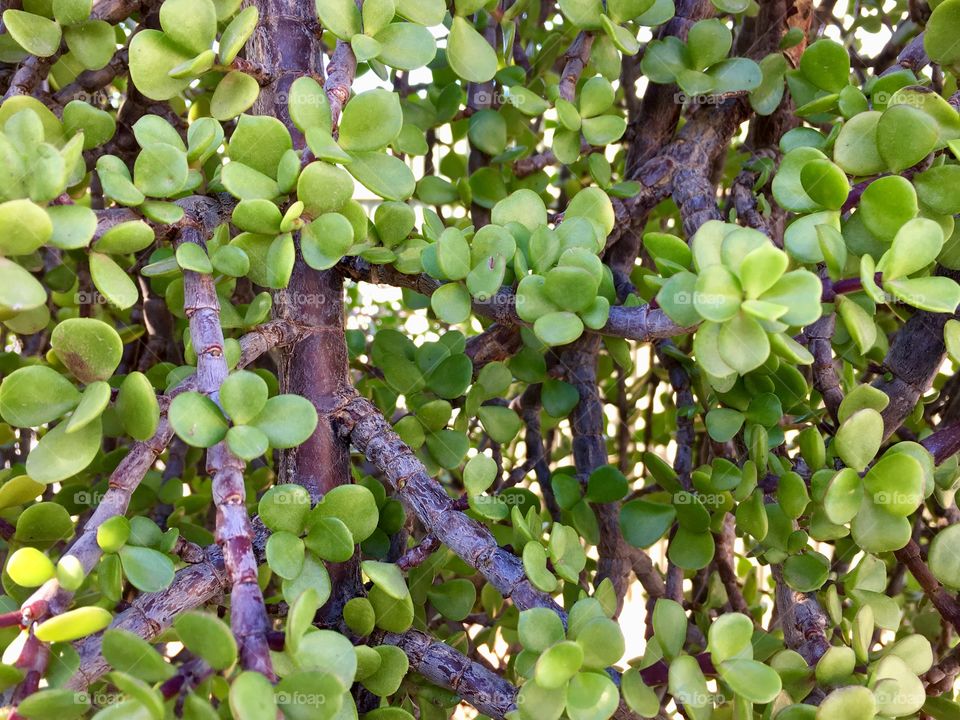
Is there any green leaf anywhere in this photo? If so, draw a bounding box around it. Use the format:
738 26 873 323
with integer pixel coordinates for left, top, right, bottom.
0 199 53 255
159 0 216 54
930 524 960 589
799 38 849 92
464 452 497 495
302 212 355 271
311 483 379 543
266 530 306 578
64 20 116 71
885 276 960 313
879 217 943 280
859 175 917 241
668 654 710 715
519 607 566 652
102 629 176 682
863 452 924 516
431 282 472 324
259 484 311 534
559 0 603 27
175 611 238 670
567 672 620 720
822 467 863 524
817 686 876 720
719 658 782 704
535 641 583 688
447 16 497 83
129 30 193 101
134 143 188 197
119 545 175 592
478 405 522 444
6 547 54 587
377 23 439 70
362 645 409 696
772 146 829 213
35 606 112 643
229 671 277 720
759 270 822 326
586 465 629 503
53 0 91 25
877 104 939 172
168 391 228 448
65 380 110 434
783 551 830 592
718 312 769 374
834 408 883 472
219 370 268 425
15 689 88 720
925 0 960 68
314 0 361 39
225 424 268 461
3 10 62 57
345 151 415 201
620 499 676 548
304 516 353 562
248 394 318 448
219 6 258 64
534 311 585 347
799 158 849 210
428 579 477 621
89 253 139 309
340 89 403 151
523 541 558 592
0 366 80 427
343 596 375 637
833 110 885 176
210 71 260 121
26 416 101 483
362 560 409 600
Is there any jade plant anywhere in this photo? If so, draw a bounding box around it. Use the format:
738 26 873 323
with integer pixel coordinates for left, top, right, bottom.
5 0 960 719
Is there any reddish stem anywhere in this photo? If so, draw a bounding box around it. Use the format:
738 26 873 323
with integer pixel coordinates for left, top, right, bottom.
180 225 274 679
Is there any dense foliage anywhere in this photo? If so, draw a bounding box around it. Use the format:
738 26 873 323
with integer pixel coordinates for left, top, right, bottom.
5 0 960 718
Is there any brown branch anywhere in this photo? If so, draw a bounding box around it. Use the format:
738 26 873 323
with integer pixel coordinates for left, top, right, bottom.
334 392 564 615
714 515 749 615
893 539 960 634
337 258 692 343
18 318 304 624
465 323 523 370
381 629 518 719
180 224 273 678
250 0 363 625
558 32 593 103
804 314 843 423
53 49 128 105
325 39 358 134
770 564 830 665
873 269 960 440
562 334 633 609
65 530 250 689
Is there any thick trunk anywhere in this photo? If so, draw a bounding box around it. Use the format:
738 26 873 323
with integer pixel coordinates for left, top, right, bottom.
246 0 360 622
